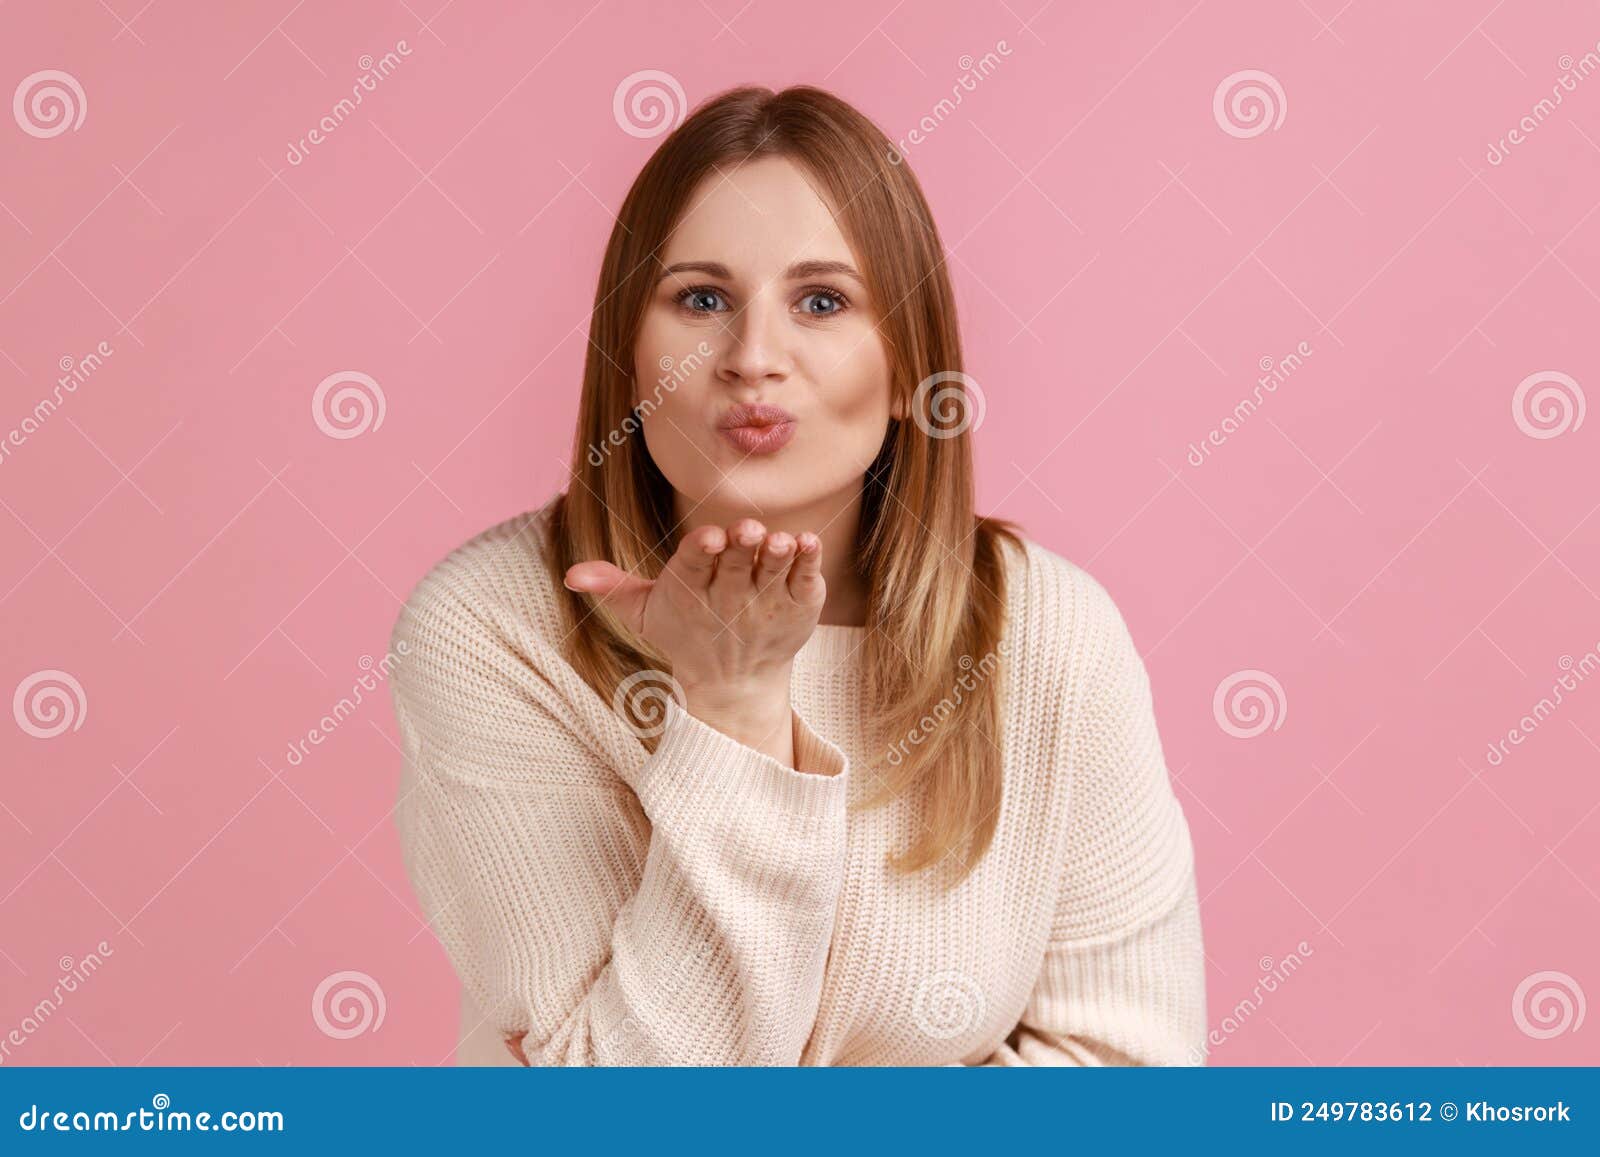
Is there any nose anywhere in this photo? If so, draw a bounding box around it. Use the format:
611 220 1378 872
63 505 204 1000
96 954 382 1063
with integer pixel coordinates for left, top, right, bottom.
713 290 793 388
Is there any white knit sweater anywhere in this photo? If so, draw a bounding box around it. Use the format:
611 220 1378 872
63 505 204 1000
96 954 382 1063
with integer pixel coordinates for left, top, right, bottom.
389 500 1206 1066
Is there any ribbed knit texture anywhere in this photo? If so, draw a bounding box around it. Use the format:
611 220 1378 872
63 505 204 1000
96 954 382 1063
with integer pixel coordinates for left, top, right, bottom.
389 500 1207 1066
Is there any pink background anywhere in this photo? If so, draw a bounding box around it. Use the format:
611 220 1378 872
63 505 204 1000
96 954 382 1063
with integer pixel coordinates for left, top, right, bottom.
2 0 1597 1066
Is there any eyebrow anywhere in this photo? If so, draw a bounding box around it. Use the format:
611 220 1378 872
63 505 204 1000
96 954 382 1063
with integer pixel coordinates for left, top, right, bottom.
656 259 865 286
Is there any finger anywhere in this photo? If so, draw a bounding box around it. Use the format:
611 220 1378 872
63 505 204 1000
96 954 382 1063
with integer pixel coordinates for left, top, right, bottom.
713 519 765 588
563 561 651 633
663 524 727 587
752 531 795 592
787 532 825 607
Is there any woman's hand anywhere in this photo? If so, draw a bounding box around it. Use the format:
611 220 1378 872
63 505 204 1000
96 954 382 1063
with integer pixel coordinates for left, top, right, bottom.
563 519 826 767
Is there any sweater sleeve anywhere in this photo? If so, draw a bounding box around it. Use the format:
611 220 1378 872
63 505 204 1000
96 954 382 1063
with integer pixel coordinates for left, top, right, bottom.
388 573 851 1066
975 573 1207 1066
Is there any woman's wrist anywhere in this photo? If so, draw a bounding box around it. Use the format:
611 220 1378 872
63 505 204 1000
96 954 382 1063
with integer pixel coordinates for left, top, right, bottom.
681 672 796 767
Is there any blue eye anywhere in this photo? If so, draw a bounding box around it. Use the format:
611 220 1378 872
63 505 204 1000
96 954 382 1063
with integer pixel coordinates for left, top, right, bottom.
798 288 847 316
672 284 849 316
676 286 728 313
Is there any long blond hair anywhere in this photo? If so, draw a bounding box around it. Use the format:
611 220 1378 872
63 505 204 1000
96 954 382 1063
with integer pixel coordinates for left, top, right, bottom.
549 84 1020 883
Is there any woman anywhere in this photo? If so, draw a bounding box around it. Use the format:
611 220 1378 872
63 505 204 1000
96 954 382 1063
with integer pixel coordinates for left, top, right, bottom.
389 84 1206 1066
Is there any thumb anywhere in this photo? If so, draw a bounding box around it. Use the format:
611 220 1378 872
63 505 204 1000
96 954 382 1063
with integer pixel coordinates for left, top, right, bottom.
564 561 651 633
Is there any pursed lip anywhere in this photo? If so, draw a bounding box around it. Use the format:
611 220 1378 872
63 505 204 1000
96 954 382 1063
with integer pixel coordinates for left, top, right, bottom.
716 403 797 456
716 402 797 430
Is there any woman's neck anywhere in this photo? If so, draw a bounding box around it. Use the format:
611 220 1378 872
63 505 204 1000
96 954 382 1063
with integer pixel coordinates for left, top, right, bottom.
672 487 870 627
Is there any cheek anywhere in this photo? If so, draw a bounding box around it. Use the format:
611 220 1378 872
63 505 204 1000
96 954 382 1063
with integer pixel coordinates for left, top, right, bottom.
635 398 709 502
814 328 894 430
632 326 717 488
633 376 696 458
634 314 717 417
632 314 673 405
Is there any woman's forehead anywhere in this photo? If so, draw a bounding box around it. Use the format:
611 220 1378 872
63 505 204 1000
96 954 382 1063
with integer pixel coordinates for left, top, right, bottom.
661 157 856 272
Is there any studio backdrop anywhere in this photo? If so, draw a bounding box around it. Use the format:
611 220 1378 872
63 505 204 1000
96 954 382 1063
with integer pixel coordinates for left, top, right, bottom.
1 0 1596 1067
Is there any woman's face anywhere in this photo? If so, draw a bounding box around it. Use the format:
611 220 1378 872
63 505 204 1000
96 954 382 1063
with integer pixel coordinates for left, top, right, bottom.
632 156 897 522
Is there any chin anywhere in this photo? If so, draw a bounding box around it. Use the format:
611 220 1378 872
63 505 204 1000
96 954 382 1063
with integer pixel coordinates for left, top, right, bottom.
706 476 809 516
681 467 825 519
